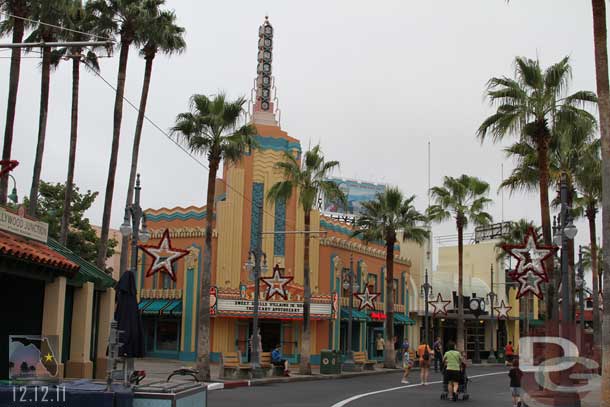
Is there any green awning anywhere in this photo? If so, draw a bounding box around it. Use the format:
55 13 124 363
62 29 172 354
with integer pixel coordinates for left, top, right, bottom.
139 299 182 316
340 308 370 321
393 313 416 325
529 319 545 327
47 238 115 289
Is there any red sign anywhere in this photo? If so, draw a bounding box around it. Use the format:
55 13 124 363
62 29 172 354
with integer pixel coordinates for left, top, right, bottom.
370 312 386 320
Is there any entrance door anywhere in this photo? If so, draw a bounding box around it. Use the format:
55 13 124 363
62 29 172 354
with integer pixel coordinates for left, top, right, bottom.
368 325 384 360
281 322 298 363
236 322 250 360
259 320 281 353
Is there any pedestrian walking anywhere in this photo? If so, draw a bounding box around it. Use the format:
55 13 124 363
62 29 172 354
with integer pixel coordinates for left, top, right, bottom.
505 341 515 366
433 337 443 372
401 348 413 384
394 336 401 364
375 333 385 358
508 359 523 407
417 341 433 385
443 341 463 402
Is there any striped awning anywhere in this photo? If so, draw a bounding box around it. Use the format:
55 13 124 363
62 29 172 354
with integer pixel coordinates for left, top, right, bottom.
393 313 416 325
340 308 370 321
139 299 182 316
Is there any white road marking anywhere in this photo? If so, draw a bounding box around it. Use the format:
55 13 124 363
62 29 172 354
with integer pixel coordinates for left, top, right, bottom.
329 371 507 407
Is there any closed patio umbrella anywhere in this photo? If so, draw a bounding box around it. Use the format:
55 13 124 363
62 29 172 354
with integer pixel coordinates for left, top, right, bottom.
114 269 144 358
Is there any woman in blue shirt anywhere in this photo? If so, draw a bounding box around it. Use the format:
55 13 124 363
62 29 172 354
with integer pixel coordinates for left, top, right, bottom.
272 344 290 376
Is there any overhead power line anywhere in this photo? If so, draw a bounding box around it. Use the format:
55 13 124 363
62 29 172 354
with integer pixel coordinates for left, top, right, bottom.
0 11 114 41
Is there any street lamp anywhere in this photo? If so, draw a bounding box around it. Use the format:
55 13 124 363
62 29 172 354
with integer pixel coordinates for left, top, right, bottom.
6 174 17 203
120 174 150 276
485 264 497 363
552 173 577 322
577 245 585 327
244 247 268 377
341 254 359 371
420 269 433 346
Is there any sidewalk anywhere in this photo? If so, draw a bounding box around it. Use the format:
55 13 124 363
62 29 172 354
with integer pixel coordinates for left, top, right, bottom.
134 357 505 390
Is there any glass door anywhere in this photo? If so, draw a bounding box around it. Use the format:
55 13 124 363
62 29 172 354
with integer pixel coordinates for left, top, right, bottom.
236 322 250 361
282 322 298 364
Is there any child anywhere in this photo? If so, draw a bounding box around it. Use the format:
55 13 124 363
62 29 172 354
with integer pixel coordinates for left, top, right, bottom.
508 359 523 407
401 348 412 384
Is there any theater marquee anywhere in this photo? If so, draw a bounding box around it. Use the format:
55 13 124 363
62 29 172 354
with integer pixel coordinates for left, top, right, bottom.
210 286 338 320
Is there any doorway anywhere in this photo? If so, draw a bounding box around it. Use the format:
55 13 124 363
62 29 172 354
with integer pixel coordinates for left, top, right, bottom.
255 320 281 353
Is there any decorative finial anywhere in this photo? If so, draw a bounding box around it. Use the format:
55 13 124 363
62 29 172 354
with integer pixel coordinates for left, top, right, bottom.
265 15 269 21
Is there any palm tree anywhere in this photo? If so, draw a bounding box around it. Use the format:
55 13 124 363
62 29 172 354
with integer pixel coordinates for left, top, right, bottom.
590 1 610 399
118 8 185 275
0 0 32 205
267 145 346 375
90 0 163 269
501 110 597 317
428 175 492 352
352 187 428 368
25 0 69 217
172 93 256 381
51 0 106 245
478 56 596 320
574 138 602 347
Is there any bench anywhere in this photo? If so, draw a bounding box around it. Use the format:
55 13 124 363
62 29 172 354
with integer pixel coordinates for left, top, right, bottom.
353 351 376 370
260 352 285 376
221 352 252 379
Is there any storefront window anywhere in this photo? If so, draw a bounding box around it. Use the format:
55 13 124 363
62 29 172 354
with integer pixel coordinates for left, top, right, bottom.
393 279 399 304
367 274 377 291
156 320 179 351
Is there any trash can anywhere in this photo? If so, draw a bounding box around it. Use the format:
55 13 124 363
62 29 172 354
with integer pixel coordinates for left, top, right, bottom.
134 381 207 407
320 350 341 374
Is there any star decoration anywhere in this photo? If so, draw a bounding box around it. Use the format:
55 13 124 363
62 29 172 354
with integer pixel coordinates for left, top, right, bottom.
43 353 53 362
494 299 512 320
502 228 557 301
261 266 293 300
516 269 546 299
139 229 190 282
428 293 451 317
354 285 380 311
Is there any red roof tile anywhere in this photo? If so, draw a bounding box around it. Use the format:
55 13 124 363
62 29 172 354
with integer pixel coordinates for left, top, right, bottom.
0 230 79 273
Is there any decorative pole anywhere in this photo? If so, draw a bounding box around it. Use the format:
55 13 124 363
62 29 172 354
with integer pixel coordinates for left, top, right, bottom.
487 264 497 363
578 245 585 327
422 269 432 346
343 254 357 371
251 202 264 377
560 172 571 322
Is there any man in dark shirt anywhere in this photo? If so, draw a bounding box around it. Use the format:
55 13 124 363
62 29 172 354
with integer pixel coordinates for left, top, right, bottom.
508 359 522 407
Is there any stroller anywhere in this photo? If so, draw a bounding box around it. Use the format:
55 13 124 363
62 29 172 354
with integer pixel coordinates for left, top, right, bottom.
440 362 469 401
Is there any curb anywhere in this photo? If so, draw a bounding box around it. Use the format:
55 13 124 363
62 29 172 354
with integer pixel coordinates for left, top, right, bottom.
214 368 402 389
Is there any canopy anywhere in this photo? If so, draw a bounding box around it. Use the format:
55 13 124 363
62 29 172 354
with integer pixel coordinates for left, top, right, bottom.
340 308 370 321
393 313 416 325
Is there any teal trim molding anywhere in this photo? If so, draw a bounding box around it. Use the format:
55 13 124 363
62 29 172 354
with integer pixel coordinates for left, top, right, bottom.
255 135 301 154
251 183 264 251
274 198 286 256
146 210 209 222
320 219 400 251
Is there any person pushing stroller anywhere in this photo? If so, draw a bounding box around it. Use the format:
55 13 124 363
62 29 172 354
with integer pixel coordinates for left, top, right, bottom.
441 341 468 401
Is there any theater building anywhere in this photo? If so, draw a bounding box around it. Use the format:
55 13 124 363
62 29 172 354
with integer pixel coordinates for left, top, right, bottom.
137 17 414 364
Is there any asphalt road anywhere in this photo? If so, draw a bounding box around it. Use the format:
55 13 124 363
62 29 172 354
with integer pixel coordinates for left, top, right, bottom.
208 365 511 407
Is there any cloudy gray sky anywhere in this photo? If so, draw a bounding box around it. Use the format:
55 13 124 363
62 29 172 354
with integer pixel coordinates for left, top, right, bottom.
0 0 601 275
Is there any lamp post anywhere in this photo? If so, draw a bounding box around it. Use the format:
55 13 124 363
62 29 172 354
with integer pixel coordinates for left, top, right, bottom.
342 254 359 371
420 269 433 346
6 174 17 203
119 174 150 275
244 215 268 377
486 264 497 363
552 172 577 322
577 245 585 327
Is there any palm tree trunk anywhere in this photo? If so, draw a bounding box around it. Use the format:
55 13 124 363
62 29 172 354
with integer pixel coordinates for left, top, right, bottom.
536 135 555 321
119 54 155 276
588 206 600 348
300 209 312 375
591 2 610 402
96 39 131 269
567 189 576 319
457 220 465 353
0 17 25 205
28 42 52 217
60 56 81 245
196 156 218 381
384 237 395 368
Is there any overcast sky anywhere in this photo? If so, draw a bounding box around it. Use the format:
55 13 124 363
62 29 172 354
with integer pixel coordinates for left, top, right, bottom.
0 0 601 277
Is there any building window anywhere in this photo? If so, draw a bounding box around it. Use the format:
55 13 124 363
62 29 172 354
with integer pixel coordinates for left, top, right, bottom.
367 274 377 292
393 279 399 304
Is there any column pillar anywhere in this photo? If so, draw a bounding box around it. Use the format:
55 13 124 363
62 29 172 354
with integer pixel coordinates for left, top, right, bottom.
42 276 67 378
65 282 94 378
94 287 115 379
